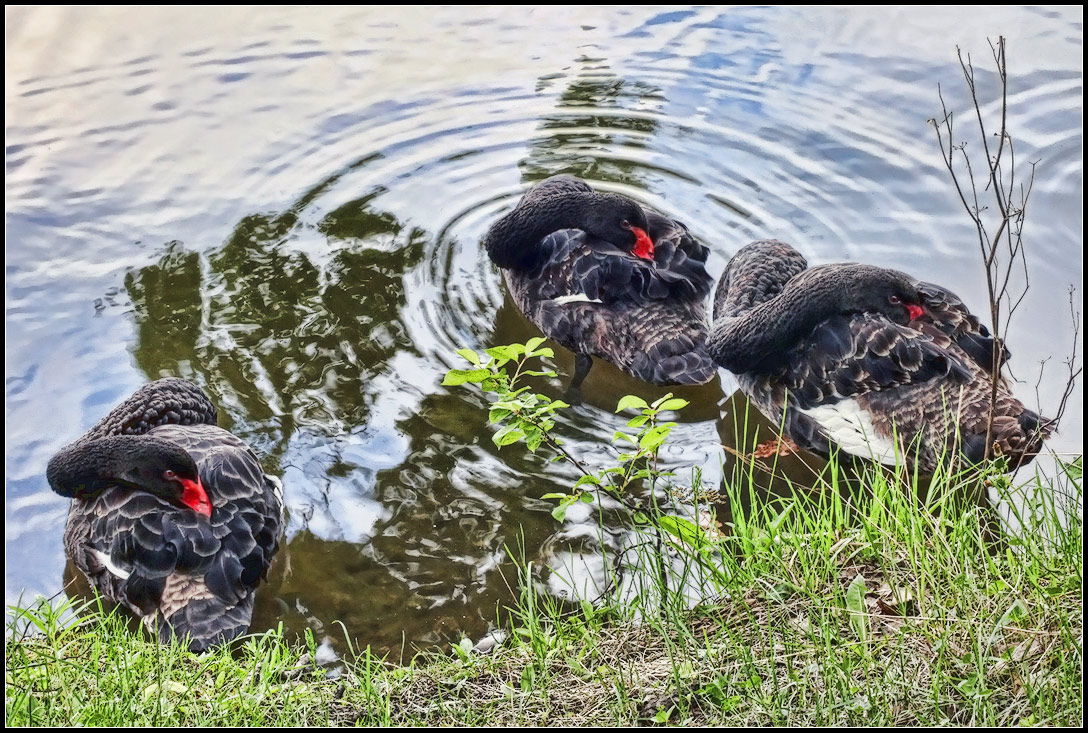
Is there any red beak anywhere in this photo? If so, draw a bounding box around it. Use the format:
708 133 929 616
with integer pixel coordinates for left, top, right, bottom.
906 304 924 321
630 226 655 261
180 477 213 517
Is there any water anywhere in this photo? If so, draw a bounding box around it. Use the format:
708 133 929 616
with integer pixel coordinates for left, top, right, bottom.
6 6 1082 656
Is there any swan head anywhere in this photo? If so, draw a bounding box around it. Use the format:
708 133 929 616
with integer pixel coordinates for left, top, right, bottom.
584 193 654 260
116 440 211 516
844 265 926 323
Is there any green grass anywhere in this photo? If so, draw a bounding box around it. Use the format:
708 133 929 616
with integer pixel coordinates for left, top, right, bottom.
5 596 367 726
7 455 1081 726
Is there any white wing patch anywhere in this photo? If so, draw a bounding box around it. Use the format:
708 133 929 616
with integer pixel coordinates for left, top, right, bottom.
91 548 131 580
800 399 900 465
266 474 284 503
552 294 603 305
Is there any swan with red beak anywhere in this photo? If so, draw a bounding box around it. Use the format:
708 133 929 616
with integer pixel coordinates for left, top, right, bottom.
481 175 715 399
708 239 1052 473
47 378 283 652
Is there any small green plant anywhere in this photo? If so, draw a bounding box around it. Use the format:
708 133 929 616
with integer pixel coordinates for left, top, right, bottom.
444 340 718 537
445 339 736 616
444 337 569 456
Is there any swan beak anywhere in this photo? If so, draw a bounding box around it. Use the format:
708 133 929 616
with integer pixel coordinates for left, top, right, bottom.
907 304 924 321
180 477 213 517
630 226 655 261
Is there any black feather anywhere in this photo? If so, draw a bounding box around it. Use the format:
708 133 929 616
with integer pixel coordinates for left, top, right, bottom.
710 240 1053 473
52 379 284 652
484 175 715 387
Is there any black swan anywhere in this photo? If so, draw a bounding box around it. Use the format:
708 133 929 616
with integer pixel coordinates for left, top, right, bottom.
47 377 284 652
482 175 715 398
707 240 1053 473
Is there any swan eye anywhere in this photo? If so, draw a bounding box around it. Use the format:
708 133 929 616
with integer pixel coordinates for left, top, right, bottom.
620 219 631 229
889 295 901 305
163 469 177 480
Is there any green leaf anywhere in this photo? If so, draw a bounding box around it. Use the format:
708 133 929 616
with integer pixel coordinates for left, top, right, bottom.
531 401 563 416
488 408 512 424
443 368 491 386
615 395 649 413
658 515 711 549
579 492 595 503
991 599 1030 641
639 425 672 451
143 680 188 700
633 512 650 524
626 415 648 428
612 431 637 445
650 393 675 409
1003 598 1029 622
485 346 515 363
768 504 795 533
525 336 547 354
574 474 602 488
541 492 569 500
1060 456 1082 483
455 348 481 366
525 426 543 453
955 673 992 700
493 425 525 447
657 398 689 412
551 504 568 522
845 573 868 644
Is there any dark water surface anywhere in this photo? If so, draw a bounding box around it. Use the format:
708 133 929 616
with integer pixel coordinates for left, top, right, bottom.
6 6 1082 656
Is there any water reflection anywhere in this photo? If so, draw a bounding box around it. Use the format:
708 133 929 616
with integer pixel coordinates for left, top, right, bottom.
522 54 666 184
122 190 472 651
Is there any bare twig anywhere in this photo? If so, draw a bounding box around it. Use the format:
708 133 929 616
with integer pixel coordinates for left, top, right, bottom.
928 37 1040 458
1049 289 1083 428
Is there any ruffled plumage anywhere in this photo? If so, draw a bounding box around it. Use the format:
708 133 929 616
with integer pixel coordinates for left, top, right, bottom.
484 176 715 389
48 378 283 652
709 240 1052 473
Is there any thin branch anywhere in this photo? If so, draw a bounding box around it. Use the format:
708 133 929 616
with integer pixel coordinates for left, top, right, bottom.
930 37 1051 459
1049 289 1083 429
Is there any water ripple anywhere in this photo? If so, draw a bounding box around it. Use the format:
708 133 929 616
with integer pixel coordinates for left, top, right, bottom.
6 5 1081 655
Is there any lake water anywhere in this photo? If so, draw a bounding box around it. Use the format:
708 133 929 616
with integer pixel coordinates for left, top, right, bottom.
6 6 1082 657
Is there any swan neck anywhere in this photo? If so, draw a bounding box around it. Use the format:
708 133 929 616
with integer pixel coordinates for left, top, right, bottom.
482 192 596 270
47 434 170 499
711 273 844 373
